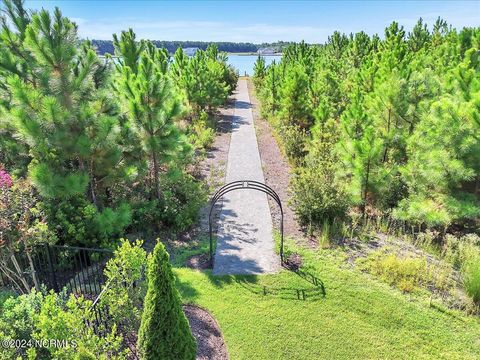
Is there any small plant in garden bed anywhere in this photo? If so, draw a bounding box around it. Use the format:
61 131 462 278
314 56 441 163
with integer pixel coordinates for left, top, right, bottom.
101 239 147 334
0 289 127 359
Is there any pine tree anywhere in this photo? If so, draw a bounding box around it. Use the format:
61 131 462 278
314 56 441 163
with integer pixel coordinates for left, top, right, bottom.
339 91 383 214
137 241 196 360
114 31 190 200
395 49 480 226
291 106 348 229
279 63 312 130
408 18 431 53
251 18 479 229
259 60 280 117
0 0 34 174
3 8 122 201
1 6 131 245
112 28 144 73
170 46 229 117
253 55 266 87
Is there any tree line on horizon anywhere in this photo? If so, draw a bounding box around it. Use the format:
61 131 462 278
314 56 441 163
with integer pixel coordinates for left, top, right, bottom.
92 39 293 55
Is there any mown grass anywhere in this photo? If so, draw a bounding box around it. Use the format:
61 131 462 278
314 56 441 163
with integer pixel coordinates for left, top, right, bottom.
175 246 480 359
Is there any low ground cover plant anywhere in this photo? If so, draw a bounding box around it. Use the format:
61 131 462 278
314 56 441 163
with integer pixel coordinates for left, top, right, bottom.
357 250 453 293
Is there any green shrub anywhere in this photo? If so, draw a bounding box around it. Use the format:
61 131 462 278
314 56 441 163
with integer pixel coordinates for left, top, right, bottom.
0 290 42 345
223 63 239 95
0 290 126 359
130 199 159 231
35 292 126 359
130 170 205 232
290 166 348 232
278 124 308 164
0 289 16 307
137 241 196 360
189 111 216 151
101 239 147 333
159 170 206 232
40 195 131 247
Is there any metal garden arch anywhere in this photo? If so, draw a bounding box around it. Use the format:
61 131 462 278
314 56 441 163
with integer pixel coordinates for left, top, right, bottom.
208 180 284 265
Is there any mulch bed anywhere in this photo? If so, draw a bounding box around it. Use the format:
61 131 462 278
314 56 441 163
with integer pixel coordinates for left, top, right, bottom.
283 252 303 271
246 79 307 244
185 253 211 270
121 305 228 359
184 304 229 360
178 100 235 270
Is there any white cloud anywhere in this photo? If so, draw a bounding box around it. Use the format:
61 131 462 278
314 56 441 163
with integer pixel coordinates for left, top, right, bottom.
71 17 335 43
70 5 479 44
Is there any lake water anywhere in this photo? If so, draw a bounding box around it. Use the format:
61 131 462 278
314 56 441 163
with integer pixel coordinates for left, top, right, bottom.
227 55 282 76
100 53 282 76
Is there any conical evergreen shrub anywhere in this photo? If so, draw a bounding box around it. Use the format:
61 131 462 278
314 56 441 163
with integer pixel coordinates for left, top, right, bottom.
137 241 196 360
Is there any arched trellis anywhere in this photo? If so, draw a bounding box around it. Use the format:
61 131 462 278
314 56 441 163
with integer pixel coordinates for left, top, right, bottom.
208 180 284 266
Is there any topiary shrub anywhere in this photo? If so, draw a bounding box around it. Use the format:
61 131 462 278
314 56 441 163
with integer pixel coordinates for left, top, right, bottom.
137 241 196 360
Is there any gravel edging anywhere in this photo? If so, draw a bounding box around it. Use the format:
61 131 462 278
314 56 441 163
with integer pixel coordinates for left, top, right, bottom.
177 99 235 268
247 79 305 242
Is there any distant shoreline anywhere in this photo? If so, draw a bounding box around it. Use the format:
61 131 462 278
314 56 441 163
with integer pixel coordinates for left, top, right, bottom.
227 52 282 56
99 52 282 57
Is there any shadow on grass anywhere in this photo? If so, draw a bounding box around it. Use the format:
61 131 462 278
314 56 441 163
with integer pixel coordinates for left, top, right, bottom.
176 265 327 303
205 267 326 302
176 275 201 300
207 272 259 289
288 267 327 297
235 279 326 301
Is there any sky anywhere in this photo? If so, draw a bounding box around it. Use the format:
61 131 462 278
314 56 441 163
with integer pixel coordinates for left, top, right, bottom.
24 1 480 43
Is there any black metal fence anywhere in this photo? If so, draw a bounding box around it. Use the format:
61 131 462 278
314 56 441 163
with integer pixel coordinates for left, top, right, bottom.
0 243 113 297
1 243 142 358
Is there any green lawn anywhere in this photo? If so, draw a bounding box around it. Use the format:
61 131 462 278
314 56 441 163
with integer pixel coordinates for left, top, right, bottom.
175 247 480 360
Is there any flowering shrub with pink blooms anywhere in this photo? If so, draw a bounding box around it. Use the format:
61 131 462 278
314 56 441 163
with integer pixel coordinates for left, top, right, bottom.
0 169 13 188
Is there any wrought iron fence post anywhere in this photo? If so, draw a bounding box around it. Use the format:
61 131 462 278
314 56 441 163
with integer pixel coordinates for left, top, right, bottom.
280 207 284 264
209 216 213 266
45 243 59 292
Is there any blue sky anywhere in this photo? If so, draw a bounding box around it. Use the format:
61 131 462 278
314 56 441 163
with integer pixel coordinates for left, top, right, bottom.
24 1 479 43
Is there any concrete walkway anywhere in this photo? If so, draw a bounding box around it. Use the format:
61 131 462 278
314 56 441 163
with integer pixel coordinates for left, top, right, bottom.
212 80 280 275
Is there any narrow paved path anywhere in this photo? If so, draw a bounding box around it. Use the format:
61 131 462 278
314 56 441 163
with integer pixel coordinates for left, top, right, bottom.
213 80 280 275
